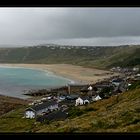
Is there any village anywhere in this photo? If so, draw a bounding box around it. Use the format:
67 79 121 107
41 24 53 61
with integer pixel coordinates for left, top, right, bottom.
24 66 140 123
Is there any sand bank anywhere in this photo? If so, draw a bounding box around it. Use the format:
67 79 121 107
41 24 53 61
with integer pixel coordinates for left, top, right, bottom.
0 63 118 84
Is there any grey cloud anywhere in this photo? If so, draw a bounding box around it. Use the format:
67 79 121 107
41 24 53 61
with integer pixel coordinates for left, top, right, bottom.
0 8 140 46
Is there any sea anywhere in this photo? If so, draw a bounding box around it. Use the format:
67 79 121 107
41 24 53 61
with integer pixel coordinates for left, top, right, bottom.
0 66 74 99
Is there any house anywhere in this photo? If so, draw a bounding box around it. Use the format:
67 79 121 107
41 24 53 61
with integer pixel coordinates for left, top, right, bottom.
134 74 140 80
95 84 112 94
41 97 47 101
75 96 90 106
66 94 79 100
88 86 93 91
112 78 124 87
92 95 102 101
25 100 58 119
81 96 90 104
133 67 139 72
87 90 97 97
59 96 66 101
47 96 52 100
75 97 84 106
57 96 66 103
59 99 75 107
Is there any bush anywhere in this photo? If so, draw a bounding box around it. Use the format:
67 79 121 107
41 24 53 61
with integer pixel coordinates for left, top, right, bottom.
84 107 98 112
129 81 140 90
68 107 84 119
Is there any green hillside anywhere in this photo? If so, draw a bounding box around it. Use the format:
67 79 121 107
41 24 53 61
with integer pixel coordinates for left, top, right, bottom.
0 45 139 68
0 87 140 132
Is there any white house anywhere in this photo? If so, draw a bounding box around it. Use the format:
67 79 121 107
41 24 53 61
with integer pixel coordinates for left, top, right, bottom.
92 95 102 101
75 97 84 106
88 86 93 91
75 96 90 106
133 67 139 72
25 109 35 118
83 99 90 104
25 101 58 119
128 83 132 86
47 96 52 100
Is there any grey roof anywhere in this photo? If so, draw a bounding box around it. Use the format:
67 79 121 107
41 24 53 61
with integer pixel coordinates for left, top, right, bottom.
26 100 57 112
66 94 79 100
59 100 75 106
36 110 68 122
95 84 111 88
80 96 90 100
112 78 123 83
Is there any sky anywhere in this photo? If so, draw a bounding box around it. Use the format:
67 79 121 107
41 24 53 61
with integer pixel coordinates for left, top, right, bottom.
0 8 140 46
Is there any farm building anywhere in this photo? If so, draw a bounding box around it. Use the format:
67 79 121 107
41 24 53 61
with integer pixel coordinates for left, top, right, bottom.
25 101 58 119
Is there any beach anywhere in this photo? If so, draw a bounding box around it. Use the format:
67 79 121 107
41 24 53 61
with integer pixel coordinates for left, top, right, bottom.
0 63 118 84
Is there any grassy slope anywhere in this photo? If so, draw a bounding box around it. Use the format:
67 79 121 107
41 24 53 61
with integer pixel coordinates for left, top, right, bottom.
38 87 140 132
0 87 140 132
0 95 29 116
90 45 140 68
0 45 139 68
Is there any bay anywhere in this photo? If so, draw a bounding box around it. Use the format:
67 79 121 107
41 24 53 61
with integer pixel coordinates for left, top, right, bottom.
0 66 73 99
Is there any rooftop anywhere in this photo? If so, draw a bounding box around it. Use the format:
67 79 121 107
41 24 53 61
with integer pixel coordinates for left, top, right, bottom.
26 100 57 112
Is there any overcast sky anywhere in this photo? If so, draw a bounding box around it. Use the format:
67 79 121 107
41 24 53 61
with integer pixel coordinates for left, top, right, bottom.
0 8 140 46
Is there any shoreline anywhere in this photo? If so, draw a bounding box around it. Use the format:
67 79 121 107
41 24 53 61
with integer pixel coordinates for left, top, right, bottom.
0 64 79 84
0 63 119 100
0 64 84 85
0 63 118 84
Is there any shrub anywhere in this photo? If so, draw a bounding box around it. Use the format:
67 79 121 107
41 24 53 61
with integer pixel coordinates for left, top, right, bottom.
84 107 98 112
68 107 84 119
129 81 140 90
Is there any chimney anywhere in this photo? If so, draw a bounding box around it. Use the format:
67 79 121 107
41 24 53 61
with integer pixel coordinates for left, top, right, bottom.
68 84 70 94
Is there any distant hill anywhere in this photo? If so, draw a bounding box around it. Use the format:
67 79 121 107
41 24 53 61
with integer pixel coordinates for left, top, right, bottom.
0 44 139 69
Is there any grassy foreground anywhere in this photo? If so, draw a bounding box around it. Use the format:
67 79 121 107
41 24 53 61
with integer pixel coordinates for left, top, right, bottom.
0 87 140 133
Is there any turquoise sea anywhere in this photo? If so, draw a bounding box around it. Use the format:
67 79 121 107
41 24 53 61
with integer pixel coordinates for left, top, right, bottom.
0 66 73 99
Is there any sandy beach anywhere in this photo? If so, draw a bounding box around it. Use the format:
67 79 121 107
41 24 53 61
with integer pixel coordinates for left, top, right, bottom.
0 63 118 84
